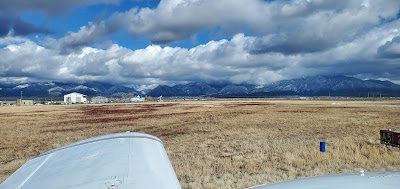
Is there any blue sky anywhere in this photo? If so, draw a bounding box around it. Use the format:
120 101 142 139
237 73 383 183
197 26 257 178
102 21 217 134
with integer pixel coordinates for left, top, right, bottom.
20 0 161 49
1 0 400 89
18 0 226 50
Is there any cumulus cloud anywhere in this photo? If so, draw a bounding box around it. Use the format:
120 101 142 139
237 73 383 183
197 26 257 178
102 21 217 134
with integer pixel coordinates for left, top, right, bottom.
2 0 400 87
2 16 400 87
60 0 400 55
44 21 118 53
377 36 400 58
0 15 52 37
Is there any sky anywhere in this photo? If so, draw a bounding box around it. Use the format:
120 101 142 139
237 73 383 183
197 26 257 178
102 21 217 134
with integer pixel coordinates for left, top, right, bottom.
1 0 400 90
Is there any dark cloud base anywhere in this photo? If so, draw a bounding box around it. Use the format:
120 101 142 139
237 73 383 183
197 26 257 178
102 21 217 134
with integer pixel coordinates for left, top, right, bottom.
0 15 52 37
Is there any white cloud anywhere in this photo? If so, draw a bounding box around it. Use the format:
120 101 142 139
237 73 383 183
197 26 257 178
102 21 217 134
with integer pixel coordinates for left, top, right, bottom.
44 21 117 54
57 0 400 55
2 17 400 87
2 0 400 87
378 36 400 58
128 0 399 46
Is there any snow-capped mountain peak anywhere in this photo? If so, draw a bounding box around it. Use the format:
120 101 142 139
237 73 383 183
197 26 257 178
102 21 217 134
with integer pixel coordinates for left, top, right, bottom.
13 84 30 89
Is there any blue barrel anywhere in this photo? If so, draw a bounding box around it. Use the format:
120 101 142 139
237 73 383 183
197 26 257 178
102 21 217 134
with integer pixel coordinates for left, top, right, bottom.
320 141 326 152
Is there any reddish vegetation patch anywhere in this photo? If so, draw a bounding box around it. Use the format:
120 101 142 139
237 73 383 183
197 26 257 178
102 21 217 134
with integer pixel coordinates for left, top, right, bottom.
277 106 364 113
83 107 155 115
224 102 274 108
313 106 361 109
356 110 383 113
0 113 30 117
276 110 317 113
152 127 210 137
61 111 194 124
156 130 190 137
80 103 178 116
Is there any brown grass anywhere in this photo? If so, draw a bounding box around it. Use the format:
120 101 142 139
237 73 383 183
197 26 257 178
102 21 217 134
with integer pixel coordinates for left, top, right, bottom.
1 100 400 188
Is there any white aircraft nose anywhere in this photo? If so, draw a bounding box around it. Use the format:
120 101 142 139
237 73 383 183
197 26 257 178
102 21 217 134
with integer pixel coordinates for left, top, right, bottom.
0 132 182 189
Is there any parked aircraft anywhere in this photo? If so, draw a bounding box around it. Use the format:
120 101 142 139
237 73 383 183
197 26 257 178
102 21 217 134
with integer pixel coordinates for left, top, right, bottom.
1 132 399 189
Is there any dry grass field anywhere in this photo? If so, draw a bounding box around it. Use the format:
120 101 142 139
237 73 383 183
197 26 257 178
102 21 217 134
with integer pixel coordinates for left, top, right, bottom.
1 100 400 188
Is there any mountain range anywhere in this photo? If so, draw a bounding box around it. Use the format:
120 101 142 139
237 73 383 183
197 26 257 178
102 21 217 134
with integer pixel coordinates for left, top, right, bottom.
0 82 141 98
1 76 400 98
148 75 400 97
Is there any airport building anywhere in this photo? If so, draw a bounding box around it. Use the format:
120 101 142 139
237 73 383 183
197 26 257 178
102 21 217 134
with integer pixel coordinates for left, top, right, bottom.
131 96 145 102
16 99 34 106
91 96 109 103
64 92 87 104
0 101 16 106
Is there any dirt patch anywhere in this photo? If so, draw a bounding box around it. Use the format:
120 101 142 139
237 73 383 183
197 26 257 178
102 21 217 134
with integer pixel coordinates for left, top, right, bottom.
80 103 178 116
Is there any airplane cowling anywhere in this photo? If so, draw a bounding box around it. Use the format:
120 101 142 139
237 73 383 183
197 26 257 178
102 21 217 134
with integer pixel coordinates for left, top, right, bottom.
0 132 182 189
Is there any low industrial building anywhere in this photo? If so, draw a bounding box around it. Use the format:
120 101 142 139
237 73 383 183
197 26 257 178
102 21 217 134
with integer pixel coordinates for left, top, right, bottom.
16 99 34 106
91 96 109 103
131 96 145 102
64 92 87 104
0 101 15 106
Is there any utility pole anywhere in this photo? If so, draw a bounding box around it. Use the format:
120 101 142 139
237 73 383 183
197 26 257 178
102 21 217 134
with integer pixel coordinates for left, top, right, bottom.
20 91 23 106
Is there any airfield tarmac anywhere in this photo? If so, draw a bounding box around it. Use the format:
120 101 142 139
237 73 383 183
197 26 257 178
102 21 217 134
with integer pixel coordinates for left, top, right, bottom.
1 100 399 189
